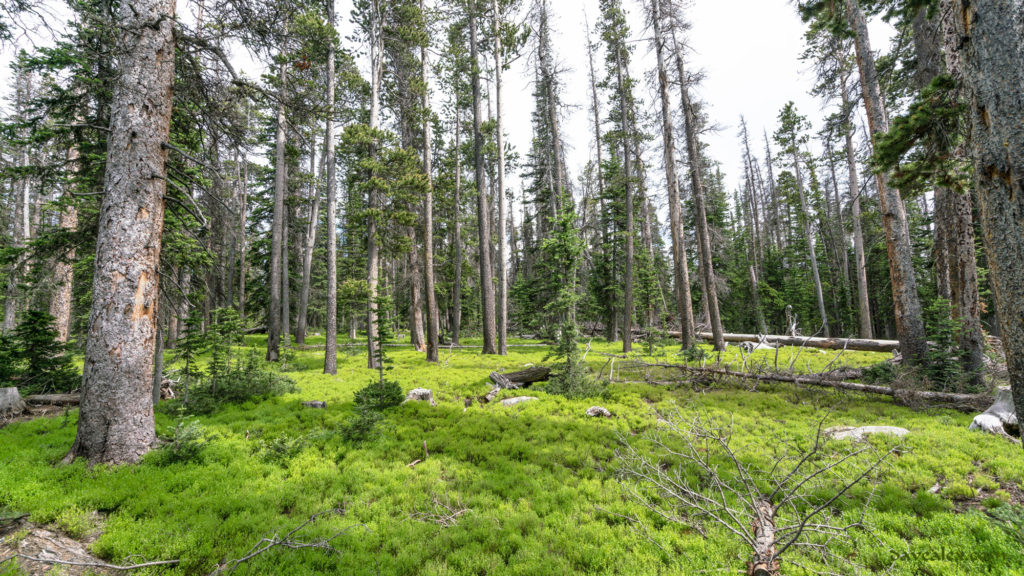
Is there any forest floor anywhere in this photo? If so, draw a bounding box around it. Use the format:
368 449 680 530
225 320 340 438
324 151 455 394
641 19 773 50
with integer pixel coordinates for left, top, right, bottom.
1 336 1023 575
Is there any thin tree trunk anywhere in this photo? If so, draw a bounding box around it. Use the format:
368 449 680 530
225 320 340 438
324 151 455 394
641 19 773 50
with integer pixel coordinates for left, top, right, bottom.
452 107 463 346
651 0 695 348
324 0 339 373
366 8 383 370
846 0 927 363
470 4 497 355
66 0 174 464
282 188 291 346
614 47 635 354
49 143 79 342
296 141 320 345
493 0 508 354
793 148 830 337
951 0 1024 415
841 85 873 339
421 1 439 363
238 157 248 322
267 60 288 362
674 35 725 351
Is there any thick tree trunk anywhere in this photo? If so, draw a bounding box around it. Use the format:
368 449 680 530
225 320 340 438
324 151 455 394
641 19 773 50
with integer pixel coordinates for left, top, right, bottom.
66 0 174 465
846 0 927 363
675 38 725 351
470 7 497 355
952 0 1024 444
651 0 695 349
282 199 291 344
324 2 338 374
421 26 440 363
266 61 287 362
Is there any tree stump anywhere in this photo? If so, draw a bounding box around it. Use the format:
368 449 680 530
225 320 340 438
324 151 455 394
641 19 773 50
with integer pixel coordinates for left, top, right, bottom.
969 387 1018 438
403 388 436 406
0 388 26 417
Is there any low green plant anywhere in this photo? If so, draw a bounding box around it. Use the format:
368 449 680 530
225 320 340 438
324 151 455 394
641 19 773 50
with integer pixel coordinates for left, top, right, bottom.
152 420 210 466
941 480 977 501
352 378 404 413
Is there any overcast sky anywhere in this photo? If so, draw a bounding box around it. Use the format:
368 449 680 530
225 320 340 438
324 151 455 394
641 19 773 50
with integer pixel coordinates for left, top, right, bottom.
2 0 894 207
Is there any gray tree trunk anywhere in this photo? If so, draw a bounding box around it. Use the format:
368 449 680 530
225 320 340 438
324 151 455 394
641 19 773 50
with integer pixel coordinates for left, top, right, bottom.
366 15 383 369
793 149 830 337
841 84 873 339
493 0 508 355
650 0 695 349
452 107 463 346
421 5 440 363
49 145 79 343
952 0 1024 441
65 0 174 465
325 2 339 374
614 47 636 354
674 34 725 351
846 0 928 363
469 6 497 355
267 60 287 362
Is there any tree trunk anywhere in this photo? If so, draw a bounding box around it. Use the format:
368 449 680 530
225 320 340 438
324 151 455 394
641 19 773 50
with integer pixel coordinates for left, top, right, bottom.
452 107 463 346
651 0 695 349
366 14 383 370
408 225 425 352
846 0 927 363
238 157 248 322
469 6 497 355
614 47 635 354
296 143 321 346
841 85 873 339
952 0 1024 444
793 149 830 337
267 60 287 362
49 150 78 343
674 36 725 351
66 0 174 465
325 1 338 374
421 8 440 363
493 0 509 355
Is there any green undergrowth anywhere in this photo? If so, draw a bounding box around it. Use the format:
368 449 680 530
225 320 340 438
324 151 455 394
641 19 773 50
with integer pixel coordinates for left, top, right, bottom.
1 337 1022 575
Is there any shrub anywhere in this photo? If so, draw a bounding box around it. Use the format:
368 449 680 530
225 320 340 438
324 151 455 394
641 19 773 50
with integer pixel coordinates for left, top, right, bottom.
152 421 210 465
2 310 78 394
353 379 403 413
164 349 296 416
863 361 897 385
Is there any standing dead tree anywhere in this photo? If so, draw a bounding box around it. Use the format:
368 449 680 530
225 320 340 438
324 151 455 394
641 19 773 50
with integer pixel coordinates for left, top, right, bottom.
616 410 901 575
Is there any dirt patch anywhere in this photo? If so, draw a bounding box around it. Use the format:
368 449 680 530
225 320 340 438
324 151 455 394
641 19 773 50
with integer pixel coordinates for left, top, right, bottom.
0 516 110 575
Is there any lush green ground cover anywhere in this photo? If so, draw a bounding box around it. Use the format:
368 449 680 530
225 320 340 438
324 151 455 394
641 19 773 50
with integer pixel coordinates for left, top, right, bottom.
2 337 1023 575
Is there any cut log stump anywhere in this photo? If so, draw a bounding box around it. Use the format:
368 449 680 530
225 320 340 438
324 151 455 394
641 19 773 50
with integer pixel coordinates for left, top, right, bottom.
0 387 26 417
969 387 1018 438
403 388 436 406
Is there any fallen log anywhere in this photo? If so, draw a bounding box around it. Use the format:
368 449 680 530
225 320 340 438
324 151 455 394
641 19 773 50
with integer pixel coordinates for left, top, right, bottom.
24 393 80 406
489 366 551 389
696 332 900 353
635 362 990 412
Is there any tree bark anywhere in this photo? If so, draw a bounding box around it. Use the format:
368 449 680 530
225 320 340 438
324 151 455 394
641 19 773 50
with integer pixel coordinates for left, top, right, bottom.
952 0 1024 443
469 3 497 355
49 149 78 343
296 141 321 346
614 45 635 354
651 0 695 349
845 0 927 363
66 0 174 465
674 35 725 351
324 0 338 374
421 3 440 363
493 0 508 355
793 146 830 337
841 84 873 339
367 10 383 370
452 107 463 346
267 60 287 362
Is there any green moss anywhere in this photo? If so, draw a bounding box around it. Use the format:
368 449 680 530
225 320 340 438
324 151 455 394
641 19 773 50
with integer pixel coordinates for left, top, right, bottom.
942 481 978 501
0 338 1020 575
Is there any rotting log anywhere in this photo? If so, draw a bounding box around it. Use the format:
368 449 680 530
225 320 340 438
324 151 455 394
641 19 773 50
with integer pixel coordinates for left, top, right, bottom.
489 366 551 390
635 362 990 412
24 393 81 406
695 332 900 353
747 500 780 576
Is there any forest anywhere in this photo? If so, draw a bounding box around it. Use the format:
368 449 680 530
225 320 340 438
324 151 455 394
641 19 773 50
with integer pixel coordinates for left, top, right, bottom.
0 0 1023 574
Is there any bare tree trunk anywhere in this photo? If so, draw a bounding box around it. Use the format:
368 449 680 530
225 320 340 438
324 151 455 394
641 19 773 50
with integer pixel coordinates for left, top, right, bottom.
951 0 1024 428
66 0 174 465
841 86 873 339
793 148 830 337
325 3 339 373
296 142 321 345
238 158 248 322
614 47 636 354
651 0 695 348
493 0 508 355
452 107 463 346
49 143 79 342
846 0 927 363
267 60 288 362
366 13 383 369
408 225 425 351
282 191 291 346
674 34 725 350
470 4 497 355
421 4 440 363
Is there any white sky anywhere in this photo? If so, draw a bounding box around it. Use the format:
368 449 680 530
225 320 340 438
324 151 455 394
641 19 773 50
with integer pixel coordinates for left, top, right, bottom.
2 0 894 204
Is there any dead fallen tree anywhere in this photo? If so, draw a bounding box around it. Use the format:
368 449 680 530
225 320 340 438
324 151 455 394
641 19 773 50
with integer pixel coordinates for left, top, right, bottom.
24 393 81 406
694 332 900 353
488 366 551 389
616 360 990 412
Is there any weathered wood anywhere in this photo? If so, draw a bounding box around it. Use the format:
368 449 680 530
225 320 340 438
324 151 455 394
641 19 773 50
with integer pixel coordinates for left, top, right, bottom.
0 387 26 416
488 366 551 389
969 387 1018 438
301 401 326 409
25 393 80 406
694 332 900 353
747 500 779 576
637 362 990 411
